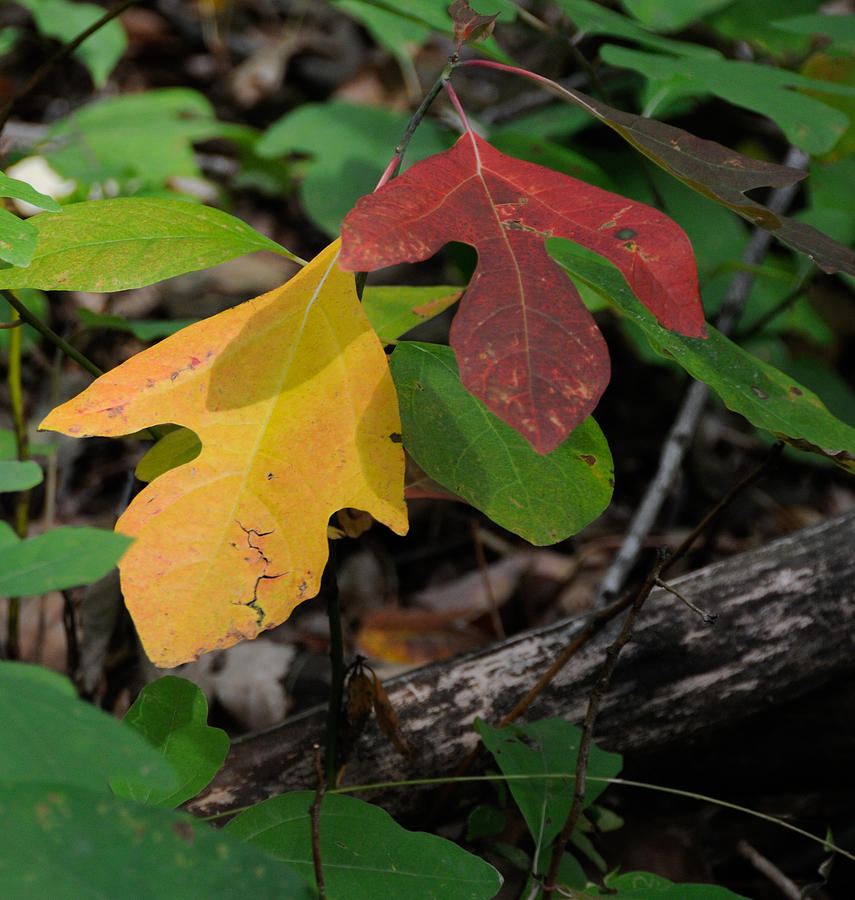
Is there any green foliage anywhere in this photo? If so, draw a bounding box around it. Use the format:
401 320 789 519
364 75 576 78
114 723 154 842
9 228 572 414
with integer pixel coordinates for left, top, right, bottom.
618 0 733 32
601 44 855 151
0 198 299 291
31 88 251 201
0 661 176 795
475 718 622 861
592 871 751 899
256 101 450 235
0 664 312 898
12 0 126 87
112 677 229 809
548 239 855 471
0 523 133 598
0 172 61 266
225 791 503 900
391 342 614 545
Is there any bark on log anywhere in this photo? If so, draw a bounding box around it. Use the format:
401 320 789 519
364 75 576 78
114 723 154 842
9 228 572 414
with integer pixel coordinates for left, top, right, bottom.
187 508 855 819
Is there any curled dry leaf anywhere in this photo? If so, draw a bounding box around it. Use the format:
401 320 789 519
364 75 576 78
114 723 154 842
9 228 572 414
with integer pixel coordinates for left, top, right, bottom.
448 0 500 48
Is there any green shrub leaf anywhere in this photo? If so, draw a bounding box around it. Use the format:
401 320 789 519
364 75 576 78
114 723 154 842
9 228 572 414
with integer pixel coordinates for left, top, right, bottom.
391 342 614 545
0 526 132 597
0 783 311 899
226 791 502 900
0 198 301 292
475 718 622 854
113 676 229 808
0 661 176 796
549 239 855 471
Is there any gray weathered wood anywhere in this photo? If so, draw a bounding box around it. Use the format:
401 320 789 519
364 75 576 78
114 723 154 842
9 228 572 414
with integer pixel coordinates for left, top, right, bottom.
186 508 855 819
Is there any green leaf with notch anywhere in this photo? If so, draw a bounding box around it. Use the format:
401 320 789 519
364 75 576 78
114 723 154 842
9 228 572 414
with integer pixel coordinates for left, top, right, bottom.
112 676 229 808
391 342 614 545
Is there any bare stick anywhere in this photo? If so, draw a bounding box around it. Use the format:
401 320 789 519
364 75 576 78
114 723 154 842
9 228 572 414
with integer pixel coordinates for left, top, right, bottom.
310 746 328 900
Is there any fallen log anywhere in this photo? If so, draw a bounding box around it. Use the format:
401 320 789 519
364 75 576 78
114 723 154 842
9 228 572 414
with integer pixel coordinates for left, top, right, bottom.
187 508 855 819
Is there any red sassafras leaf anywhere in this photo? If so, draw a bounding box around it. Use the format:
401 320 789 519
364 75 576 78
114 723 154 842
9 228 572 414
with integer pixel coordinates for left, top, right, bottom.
340 132 705 454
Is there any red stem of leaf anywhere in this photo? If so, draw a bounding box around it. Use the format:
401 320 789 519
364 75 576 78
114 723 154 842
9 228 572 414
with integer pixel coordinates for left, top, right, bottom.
443 80 474 135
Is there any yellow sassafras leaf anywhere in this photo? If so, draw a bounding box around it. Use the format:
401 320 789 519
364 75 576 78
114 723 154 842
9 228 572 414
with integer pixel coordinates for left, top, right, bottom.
40 241 408 666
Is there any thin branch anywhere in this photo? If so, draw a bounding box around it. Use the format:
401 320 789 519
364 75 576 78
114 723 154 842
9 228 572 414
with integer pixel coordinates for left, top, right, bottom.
375 55 458 190
3 291 103 380
311 746 328 900
323 541 344 786
542 555 665 897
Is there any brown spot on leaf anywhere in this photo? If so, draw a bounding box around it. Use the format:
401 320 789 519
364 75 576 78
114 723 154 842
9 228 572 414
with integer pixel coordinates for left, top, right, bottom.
789 385 804 397
751 385 769 399
580 454 596 466
615 228 637 240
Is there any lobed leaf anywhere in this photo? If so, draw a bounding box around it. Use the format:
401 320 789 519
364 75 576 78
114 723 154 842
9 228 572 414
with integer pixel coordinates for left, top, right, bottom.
549 239 855 471
0 198 301 292
112 676 229 808
391 342 613 545
40 241 408 667
341 132 704 454
226 791 502 900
